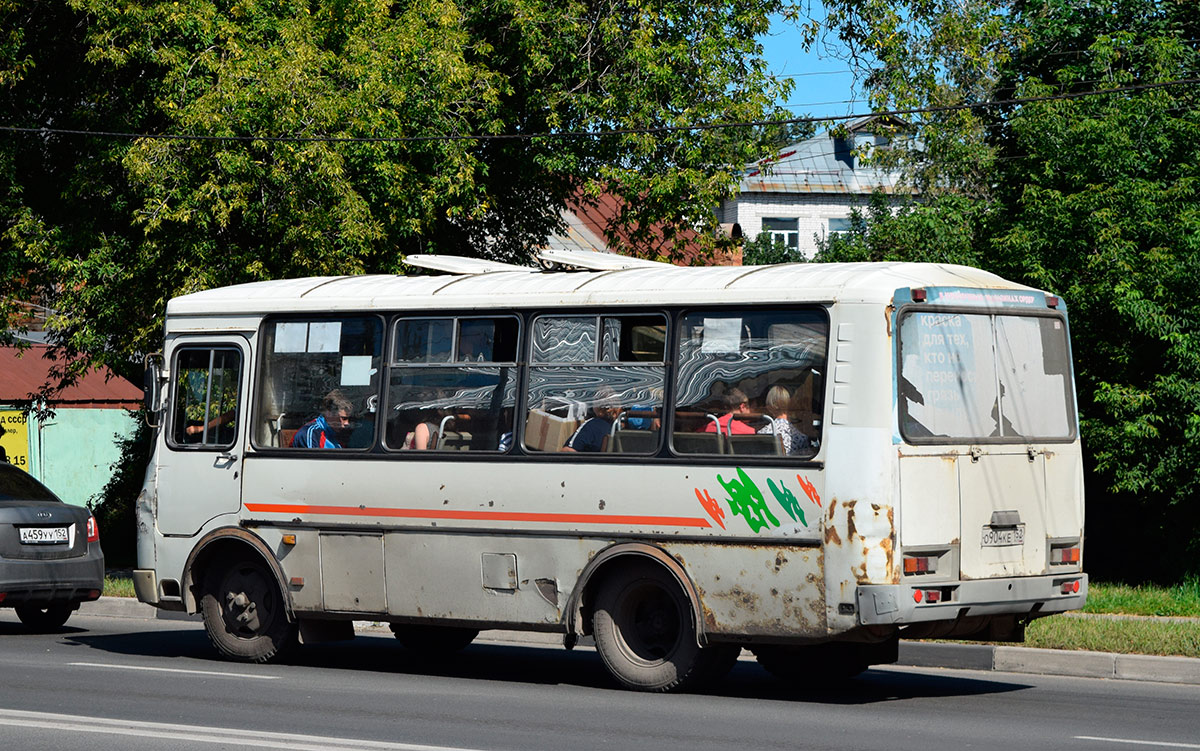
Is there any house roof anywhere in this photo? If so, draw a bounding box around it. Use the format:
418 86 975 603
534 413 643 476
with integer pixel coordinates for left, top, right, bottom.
736 121 915 196
557 193 740 266
0 345 142 408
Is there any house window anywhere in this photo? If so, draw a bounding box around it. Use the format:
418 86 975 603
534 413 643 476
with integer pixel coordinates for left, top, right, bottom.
761 218 799 248
827 218 852 236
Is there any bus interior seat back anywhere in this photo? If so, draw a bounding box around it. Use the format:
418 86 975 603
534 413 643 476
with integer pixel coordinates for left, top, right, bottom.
275 412 308 448
727 433 782 455
438 431 473 451
671 432 725 455
610 429 660 454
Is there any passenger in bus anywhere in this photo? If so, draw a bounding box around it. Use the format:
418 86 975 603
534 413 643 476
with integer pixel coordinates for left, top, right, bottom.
291 390 354 449
703 387 757 435
757 385 809 454
562 387 621 452
404 414 439 450
626 387 663 431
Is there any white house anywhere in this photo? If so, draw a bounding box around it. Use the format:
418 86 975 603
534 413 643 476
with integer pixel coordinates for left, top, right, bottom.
718 115 915 259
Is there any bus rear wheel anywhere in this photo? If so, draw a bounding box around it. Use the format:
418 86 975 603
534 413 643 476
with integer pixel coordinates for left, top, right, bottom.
592 564 728 692
200 557 296 663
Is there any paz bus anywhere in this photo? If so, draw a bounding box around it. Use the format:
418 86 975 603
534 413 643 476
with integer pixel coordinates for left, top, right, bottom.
133 253 1087 691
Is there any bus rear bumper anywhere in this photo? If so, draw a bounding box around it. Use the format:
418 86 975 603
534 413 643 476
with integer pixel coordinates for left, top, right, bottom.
855 573 1088 625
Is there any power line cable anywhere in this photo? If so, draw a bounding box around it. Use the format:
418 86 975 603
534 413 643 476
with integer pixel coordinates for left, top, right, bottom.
0 76 1196 145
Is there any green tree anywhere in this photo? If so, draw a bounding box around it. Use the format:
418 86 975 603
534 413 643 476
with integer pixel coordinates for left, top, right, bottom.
809 0 1200 580
742 232 806 265
815 190 984 267
3 0 795 380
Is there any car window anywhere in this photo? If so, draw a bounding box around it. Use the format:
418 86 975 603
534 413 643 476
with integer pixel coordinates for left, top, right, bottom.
0 464 62 503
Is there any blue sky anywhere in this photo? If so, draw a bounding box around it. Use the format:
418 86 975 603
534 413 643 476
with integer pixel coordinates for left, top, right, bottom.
758 14 862 120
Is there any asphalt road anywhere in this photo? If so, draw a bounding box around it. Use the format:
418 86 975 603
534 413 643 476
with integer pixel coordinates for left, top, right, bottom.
1 610 1198 751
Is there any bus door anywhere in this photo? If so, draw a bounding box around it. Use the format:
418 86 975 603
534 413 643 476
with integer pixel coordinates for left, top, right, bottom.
158 337 248 537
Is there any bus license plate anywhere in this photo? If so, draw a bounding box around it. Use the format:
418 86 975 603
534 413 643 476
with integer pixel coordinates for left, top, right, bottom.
19 526 69 545
981 524 1024 547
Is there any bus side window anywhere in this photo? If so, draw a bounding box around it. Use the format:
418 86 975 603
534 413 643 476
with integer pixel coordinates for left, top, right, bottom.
671 309 828 457
253 317 384 450
386 316 519 452
524 314 666 455
169 347 241 449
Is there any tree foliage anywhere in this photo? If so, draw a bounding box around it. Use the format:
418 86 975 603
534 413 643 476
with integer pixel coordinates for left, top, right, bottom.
2 0 794 382
808 0 1200 580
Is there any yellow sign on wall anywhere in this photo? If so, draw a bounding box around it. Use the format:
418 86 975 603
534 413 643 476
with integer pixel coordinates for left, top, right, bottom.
0 410 31 470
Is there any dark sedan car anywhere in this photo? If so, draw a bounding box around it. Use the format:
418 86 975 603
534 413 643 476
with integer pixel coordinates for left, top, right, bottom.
0 462 104 630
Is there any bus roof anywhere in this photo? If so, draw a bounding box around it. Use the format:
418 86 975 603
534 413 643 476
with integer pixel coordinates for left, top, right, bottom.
165 262 1031 316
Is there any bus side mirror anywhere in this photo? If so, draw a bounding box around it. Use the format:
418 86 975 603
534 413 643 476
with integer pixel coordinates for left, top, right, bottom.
143 353 165 428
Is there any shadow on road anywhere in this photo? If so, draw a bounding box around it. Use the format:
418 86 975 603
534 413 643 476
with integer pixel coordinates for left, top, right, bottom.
64 624 1033 703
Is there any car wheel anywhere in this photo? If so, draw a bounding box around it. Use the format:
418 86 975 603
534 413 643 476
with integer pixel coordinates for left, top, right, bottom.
591 563 723 692
14 603 73 632
200 556 296 663
390 624 479 653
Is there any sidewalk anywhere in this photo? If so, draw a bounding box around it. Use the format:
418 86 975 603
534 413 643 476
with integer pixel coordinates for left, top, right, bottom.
78 596 1200 686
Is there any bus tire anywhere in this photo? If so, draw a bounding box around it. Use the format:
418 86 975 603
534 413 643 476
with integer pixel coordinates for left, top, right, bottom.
751 643 867 681
390 624 478 653
591 563 713 692
15 603 73 632
200 556 296 663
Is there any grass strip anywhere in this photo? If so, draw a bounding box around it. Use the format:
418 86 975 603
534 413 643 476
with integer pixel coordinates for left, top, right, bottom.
1084 578 1200 617
103 576 136 598
1022 614 1200 658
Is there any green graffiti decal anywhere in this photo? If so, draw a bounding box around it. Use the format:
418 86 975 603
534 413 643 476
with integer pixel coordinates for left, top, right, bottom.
767 477 808 527
717 468 779 533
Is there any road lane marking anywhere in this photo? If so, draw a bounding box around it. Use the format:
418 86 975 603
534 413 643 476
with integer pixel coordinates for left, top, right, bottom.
1075 737 1200 749
68 661 280 680
0 709 491 751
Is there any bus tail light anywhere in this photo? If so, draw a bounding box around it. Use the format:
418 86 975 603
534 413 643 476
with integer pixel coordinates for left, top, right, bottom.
1046 295 1059 308
86 516 100 543
84 589 102 601
903 555 937 575
1050 545 1080 565
912 288 928 302
913 588 943 604
1060 580 1081 595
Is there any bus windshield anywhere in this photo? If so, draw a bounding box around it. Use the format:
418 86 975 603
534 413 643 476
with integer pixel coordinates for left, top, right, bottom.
898 311 1075 442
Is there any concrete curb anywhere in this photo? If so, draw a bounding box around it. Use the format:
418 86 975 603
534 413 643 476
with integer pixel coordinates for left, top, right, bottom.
79 597 1200 686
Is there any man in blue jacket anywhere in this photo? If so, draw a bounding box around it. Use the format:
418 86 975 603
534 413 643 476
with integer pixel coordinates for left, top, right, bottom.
292 390 354 449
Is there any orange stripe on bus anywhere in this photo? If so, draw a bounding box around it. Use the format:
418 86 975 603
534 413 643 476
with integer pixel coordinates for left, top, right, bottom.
243 502 712 528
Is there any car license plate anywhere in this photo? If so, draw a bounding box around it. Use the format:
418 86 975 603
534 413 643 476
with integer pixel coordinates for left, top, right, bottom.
981 524 1025 547
19 526 69 544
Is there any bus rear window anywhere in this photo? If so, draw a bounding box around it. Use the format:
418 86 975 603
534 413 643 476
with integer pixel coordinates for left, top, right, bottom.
898 311 1075 442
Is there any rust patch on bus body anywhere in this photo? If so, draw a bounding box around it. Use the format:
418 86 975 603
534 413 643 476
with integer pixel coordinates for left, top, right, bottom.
824 498 842 546
828 498 897 585
680 544 825 639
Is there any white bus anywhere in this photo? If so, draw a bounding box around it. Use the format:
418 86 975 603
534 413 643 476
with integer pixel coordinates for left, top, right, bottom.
133 256 1087 691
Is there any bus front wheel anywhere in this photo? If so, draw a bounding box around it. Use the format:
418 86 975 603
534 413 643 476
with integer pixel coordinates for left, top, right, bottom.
592 564 728 692
200 557 296 663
